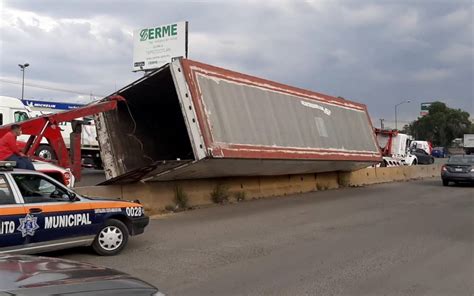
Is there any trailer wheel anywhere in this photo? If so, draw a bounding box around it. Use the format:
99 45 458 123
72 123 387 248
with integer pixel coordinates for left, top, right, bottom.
35 145 57 160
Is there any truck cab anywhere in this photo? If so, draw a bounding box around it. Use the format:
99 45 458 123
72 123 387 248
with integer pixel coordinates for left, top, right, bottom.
0 96 31 126
375 129 417 166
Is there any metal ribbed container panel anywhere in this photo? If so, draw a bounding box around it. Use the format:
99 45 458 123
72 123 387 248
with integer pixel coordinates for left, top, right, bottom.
97 59 381 184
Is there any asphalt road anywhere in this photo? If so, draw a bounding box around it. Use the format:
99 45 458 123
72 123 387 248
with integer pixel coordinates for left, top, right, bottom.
55 178 473 296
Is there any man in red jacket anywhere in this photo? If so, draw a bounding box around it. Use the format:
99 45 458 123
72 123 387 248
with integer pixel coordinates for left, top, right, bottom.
0 124 35 170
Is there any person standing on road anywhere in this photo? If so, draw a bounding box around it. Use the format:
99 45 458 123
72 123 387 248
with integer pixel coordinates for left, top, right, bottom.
0 124 35 170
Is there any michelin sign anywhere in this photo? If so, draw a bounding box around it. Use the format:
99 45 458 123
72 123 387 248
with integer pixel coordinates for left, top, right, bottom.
133 21 188 71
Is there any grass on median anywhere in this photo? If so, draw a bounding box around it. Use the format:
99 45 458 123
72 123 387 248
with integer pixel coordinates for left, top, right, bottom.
211 184 230 204
174 185 189 210
234 191 246 202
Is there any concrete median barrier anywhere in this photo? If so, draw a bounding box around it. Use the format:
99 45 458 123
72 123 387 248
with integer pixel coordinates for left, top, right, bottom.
339 164 442 187
75 163 443 214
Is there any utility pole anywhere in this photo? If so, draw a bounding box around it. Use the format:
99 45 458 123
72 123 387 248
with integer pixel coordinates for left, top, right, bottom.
18 63 30 100
395 100 411 130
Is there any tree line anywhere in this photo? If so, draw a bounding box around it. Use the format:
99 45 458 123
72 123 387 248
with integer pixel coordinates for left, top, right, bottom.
402 102 473 147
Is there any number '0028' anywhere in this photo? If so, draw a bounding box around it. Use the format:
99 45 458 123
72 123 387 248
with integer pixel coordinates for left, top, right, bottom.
126 207 142 217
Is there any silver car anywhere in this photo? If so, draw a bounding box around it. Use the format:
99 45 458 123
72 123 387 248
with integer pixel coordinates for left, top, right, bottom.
441 155 474 186
0 255 163 295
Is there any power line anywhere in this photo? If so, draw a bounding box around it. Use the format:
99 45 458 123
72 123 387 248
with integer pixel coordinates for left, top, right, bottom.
0 78 106 97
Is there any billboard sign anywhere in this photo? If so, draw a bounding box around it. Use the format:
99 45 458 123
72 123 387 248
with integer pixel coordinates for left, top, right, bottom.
420 102 433 116
23 100 84 110
133 21 188 71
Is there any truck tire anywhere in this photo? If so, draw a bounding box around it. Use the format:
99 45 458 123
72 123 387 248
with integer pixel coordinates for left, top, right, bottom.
35 145 57 160
92 219 129 256
93 156 103 170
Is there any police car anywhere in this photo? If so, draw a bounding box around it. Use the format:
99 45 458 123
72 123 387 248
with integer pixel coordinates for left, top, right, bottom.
0 161 149 256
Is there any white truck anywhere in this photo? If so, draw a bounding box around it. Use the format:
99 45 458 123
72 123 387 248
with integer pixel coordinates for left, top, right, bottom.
464 134 474 154
0 96 30 125
375 129 417 166
0 96 101 168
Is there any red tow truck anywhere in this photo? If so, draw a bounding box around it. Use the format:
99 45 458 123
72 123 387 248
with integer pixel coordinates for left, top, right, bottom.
0 96 123 186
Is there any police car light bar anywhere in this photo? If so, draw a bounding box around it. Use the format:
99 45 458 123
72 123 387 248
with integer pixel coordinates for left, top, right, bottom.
0 161 16 171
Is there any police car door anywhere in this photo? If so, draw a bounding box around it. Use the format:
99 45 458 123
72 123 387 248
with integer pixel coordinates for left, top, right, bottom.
0 173 27 252
10 173 95 247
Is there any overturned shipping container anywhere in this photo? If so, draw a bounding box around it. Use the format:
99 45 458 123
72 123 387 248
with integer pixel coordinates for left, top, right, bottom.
97 59 381 184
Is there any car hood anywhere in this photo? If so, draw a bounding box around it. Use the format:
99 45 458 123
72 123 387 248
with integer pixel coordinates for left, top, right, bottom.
0 255 157 294
85 196 143 206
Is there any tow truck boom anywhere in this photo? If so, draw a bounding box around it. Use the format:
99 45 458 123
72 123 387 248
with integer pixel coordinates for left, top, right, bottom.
0 95 124 181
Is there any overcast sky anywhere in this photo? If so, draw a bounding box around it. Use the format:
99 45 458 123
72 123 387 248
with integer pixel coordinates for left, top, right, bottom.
0 0 472 127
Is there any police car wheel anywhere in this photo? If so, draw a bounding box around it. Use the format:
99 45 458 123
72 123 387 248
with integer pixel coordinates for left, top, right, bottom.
92 219 129 256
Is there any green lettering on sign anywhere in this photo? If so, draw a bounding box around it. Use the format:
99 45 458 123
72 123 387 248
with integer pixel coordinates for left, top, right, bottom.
140 29 148 41
155 27 161 38
162 25 170 36
139 23 179 41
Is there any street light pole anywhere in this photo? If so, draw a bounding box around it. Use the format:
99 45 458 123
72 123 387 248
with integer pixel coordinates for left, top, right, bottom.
18 63 30 101
394 100 411 130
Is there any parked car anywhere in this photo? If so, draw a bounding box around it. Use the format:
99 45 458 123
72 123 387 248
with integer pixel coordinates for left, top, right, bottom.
410 148 435 164
441 155 474 186
32 160 75 187
431 147 447 158
16 141 75 187
0 161 149 256
0 255 163 295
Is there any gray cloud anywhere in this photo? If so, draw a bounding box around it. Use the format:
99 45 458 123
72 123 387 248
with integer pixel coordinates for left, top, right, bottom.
1 0 472 127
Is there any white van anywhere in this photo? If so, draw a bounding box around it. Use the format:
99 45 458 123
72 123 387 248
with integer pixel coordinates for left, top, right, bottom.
410 140 431 155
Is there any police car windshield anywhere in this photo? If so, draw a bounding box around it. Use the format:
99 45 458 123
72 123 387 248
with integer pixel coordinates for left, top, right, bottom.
12 174 71 203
